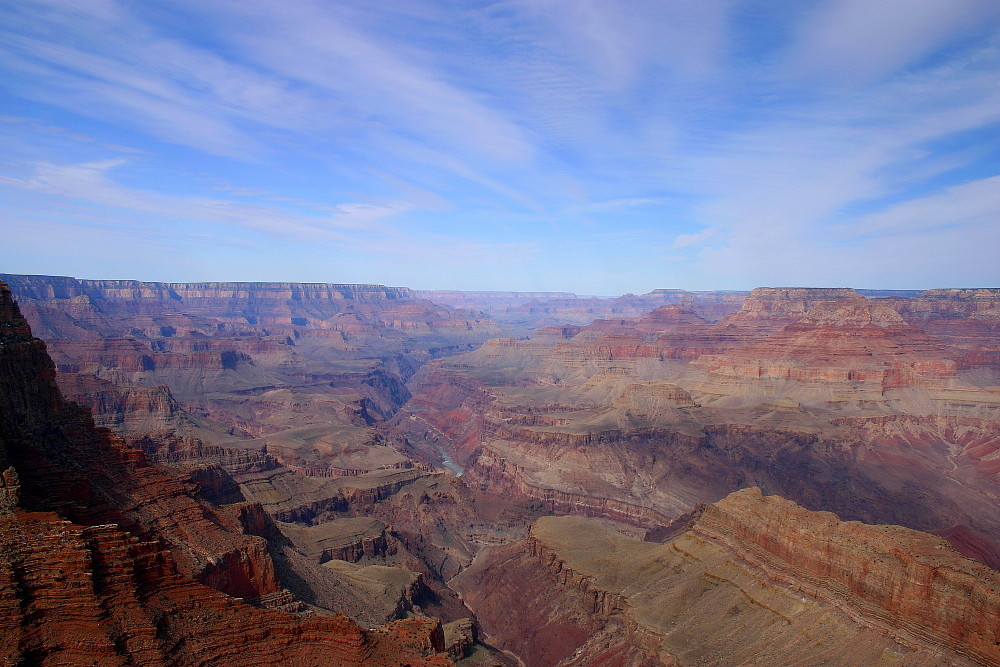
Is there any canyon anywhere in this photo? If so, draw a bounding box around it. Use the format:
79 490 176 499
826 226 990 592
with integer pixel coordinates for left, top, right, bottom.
402 287 1000 541
0 281 456 665
2 274 1000 666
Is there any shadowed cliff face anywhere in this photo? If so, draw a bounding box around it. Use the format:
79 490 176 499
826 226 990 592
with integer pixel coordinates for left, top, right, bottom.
455 488 1000 666
0 281 453 666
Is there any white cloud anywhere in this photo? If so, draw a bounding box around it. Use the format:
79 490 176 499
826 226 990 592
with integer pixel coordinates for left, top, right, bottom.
0 159 408 241
672 227 720 249
782 0 1000 84
837 175 1000 240
177 0 535 163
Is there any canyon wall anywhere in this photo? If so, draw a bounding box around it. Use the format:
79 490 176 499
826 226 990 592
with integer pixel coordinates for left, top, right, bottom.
418 288 746 329
403 287 1000 550
456 489 998 666
0 280 453 665
694 488 1000 664
6 275 1000 665
1 274 501 473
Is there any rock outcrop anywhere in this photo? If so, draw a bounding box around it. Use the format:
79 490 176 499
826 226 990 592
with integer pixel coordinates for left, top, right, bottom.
455 489 999 666
884 289 1000 376
693 295 957 392
0 280 452 665
694 488 1000 664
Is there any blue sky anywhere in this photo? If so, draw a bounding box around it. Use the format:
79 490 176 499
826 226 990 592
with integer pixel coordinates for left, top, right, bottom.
1 0 999 294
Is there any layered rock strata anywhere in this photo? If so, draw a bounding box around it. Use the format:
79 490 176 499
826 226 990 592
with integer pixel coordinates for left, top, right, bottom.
455 489 998 666
0 280 452 665
418 288 746 329
694 488 1000 664
1 273 500 473
402 287 1000 550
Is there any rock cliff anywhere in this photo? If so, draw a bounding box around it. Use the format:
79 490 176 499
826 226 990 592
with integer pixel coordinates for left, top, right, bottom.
1 273 500 472
694 488 1000 664
884 289 1000 375
0 280 452 665
455 488 998 666
692 295 957 392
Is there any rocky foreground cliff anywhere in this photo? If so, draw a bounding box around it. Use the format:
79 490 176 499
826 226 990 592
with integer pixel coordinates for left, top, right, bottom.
0 280 454 665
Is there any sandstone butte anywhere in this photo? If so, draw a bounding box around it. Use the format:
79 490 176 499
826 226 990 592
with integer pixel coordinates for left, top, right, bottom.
455 488 1000 667
0 280 454 666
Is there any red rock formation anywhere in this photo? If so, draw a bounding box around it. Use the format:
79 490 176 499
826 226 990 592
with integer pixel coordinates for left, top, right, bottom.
0 508 450 666
457 541 624 666
886 289 1000 373
891 288 1000 325
55 372 193 434
0 280 452 665
693 295 957 390
456 489 1000 666
694 488 1000 665
1 273 502 473
403 287 1000 553
719 286 860 331
397 365 495 467
1 274 497 338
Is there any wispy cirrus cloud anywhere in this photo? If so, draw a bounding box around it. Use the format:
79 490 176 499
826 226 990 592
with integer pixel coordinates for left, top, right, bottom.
781 0 1000 84
0 155 540 286
836 175 1000 241
672 227 721 250
0 159 407 241
1 0 998 291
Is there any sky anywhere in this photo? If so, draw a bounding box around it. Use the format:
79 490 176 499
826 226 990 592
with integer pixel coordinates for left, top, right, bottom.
1 0 999 294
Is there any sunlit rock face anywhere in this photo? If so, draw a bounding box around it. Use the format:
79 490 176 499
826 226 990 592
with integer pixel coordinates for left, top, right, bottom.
455 488 1000 667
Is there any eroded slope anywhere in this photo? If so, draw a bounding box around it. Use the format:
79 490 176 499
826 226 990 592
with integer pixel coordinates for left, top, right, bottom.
0 280 454 665
455 488 999 666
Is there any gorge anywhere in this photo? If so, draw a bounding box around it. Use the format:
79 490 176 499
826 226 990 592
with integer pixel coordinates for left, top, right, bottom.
1 274 999 666
5 3 1000 665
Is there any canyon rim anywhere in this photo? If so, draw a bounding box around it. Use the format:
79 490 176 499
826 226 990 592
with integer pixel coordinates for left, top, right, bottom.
3 1 1000 665
2 276 1000 666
